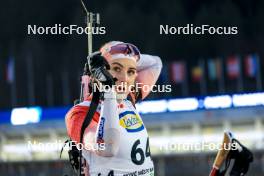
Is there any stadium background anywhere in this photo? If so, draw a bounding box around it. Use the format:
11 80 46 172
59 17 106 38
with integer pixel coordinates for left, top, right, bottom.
0 0 264 175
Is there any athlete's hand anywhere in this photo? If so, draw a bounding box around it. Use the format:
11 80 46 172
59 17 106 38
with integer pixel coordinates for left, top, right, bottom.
87 51 116 86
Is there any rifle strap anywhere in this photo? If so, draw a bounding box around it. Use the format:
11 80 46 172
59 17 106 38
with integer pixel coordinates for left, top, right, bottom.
78 90 100 176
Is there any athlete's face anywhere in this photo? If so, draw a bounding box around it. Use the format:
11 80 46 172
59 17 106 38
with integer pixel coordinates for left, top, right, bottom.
109 58 137 96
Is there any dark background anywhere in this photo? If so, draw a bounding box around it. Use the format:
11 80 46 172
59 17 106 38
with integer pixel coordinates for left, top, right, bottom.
0 0 264 109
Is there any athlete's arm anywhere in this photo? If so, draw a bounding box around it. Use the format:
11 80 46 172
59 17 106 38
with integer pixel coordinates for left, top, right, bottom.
136 54 162 99
94 90 120 157
65 91 120 157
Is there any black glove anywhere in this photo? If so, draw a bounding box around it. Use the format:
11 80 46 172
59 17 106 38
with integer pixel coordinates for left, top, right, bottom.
219 138 253 176
87 51 116 86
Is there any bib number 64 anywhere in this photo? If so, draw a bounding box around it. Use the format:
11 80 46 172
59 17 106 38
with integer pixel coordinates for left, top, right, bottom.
131 137 151 165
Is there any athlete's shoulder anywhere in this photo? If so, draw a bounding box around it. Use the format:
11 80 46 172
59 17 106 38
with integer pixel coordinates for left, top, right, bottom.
65 99 101 143
70 99 102 115
123 99 136 109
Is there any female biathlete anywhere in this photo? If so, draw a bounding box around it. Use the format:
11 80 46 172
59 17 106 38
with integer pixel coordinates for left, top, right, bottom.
65 41 162 176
